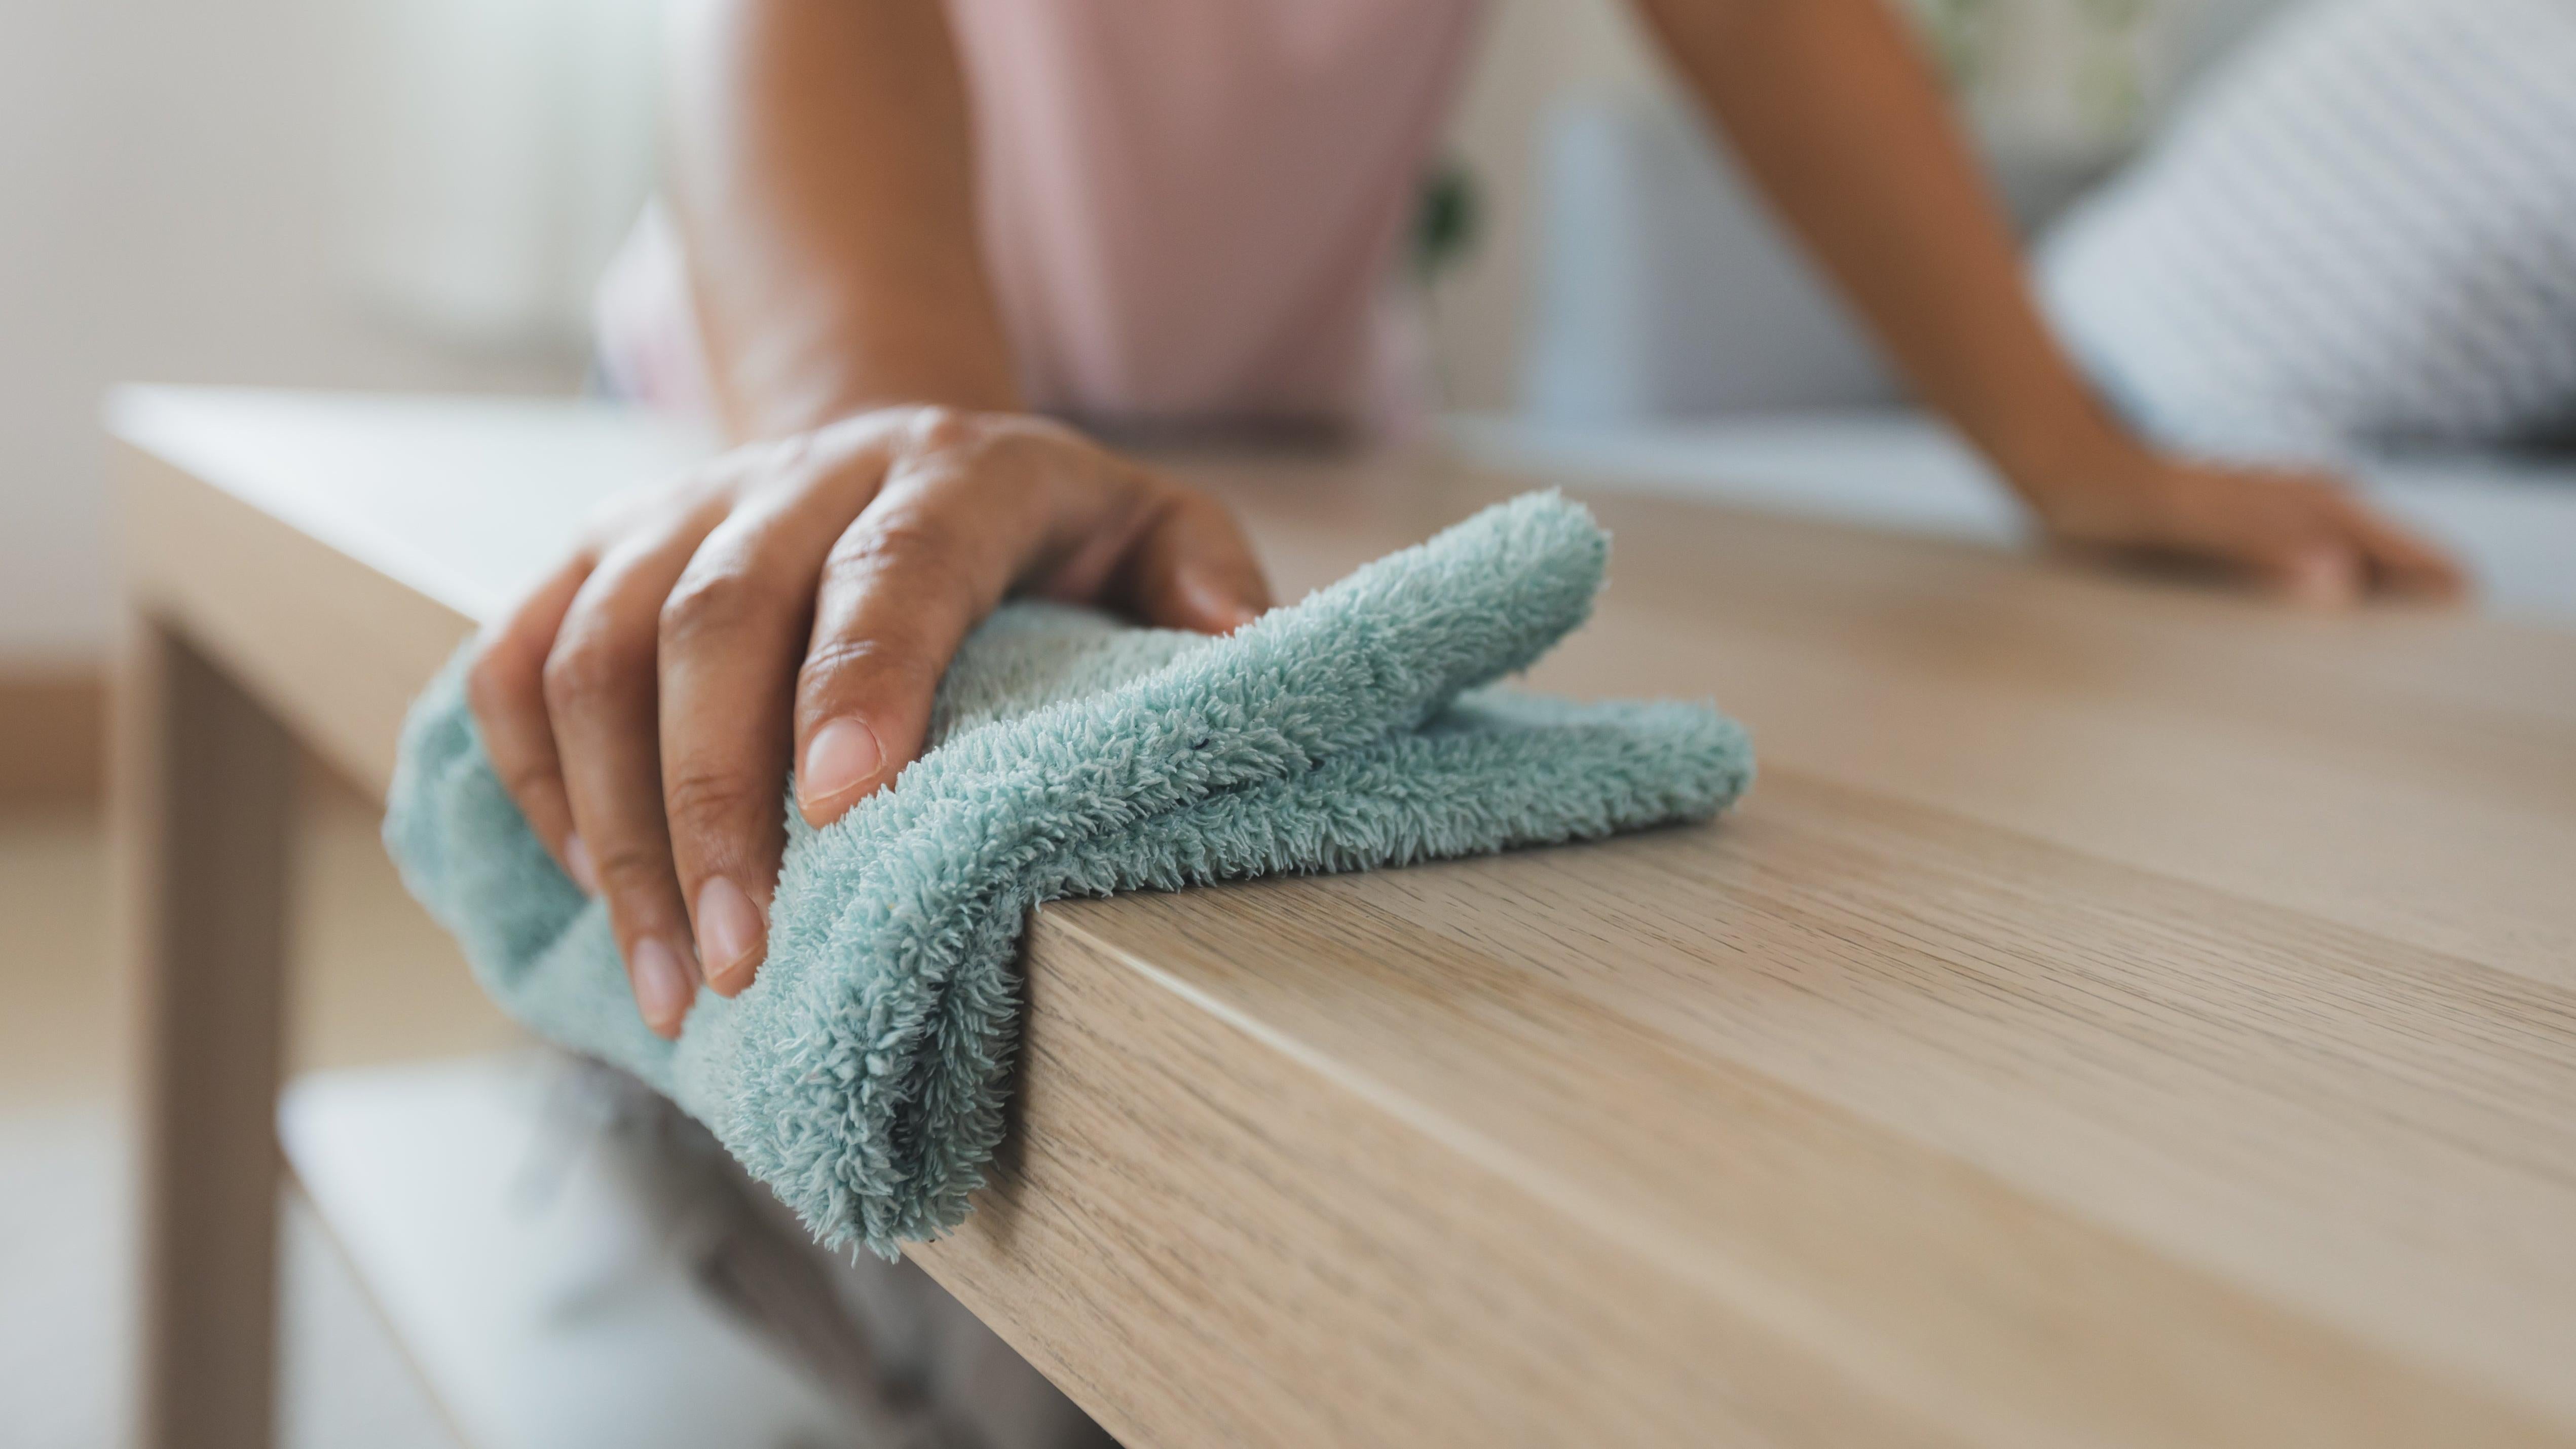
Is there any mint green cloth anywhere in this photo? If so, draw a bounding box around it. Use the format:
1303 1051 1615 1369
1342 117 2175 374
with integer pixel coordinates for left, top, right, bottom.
385 493 1752 1257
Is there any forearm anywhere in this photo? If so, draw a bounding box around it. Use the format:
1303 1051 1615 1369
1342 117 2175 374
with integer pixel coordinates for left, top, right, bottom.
666 0 1019 440
1633 0 2138 504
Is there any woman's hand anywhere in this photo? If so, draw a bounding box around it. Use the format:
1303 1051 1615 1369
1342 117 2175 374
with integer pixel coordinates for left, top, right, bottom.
2021 444 2465 606
465 406 1272 1037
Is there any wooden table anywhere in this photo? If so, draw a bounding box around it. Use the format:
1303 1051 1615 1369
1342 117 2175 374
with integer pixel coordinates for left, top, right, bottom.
109 388 2576 1448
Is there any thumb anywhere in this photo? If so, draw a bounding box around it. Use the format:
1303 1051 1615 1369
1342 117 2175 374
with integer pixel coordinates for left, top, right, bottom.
1123 489 1272 634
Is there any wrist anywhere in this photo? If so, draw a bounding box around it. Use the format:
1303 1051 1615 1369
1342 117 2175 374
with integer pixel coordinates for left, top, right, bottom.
737 377 1021 444
716 320 1022 442
1981 405 2161 529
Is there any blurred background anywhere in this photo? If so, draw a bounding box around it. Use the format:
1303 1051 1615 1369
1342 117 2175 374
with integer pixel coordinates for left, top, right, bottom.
3 0 2569 1444
0 0 2326 680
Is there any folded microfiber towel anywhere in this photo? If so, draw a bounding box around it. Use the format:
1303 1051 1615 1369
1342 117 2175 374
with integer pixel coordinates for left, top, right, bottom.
386 492 1752 1257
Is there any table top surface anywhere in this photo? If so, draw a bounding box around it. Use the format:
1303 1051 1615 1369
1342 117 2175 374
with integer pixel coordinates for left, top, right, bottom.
1453 410 2576 626
111 387 2576 1446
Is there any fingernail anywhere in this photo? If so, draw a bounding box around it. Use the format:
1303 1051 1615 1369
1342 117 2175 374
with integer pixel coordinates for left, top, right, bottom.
630 936 697 1034
564 833 599 895
1181 570 1260 633
800 717 884 808
695 875 765 988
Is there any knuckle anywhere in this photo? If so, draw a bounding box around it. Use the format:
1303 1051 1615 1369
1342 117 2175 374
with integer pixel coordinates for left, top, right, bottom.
541 634 646 715
723 431 830 496
658 568 765 648
834 513 973 597
587 838 670 896
749 430 814 476
900 405 1075 479
662 766 767 839
799 634 936 702
904 404 983 456
494 756 563 805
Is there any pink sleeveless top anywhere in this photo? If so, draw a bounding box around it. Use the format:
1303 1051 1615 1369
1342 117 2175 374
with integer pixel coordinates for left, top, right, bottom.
596 0 1486 437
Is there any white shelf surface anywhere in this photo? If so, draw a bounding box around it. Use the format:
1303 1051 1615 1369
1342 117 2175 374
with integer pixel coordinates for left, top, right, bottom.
279 1054 853 1449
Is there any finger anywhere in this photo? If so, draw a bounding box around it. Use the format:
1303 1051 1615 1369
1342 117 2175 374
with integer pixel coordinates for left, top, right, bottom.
2170 474 2366 608
466 556 593 888
2331 495 2467 600
660 450 891 996
794 461 1040 827
2253 536 2365 609
545 506 727 1038
1116 485 1272 634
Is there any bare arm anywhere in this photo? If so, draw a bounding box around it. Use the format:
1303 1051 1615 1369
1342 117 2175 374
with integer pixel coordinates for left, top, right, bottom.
1632 0 2460 602
667 0 1017 434
468 0 1267 1035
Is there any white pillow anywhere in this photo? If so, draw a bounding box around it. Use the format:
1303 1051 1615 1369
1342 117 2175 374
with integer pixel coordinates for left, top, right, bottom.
2036 0 2576 463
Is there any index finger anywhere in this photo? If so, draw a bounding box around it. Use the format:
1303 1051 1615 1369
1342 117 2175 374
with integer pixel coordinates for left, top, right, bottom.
793 458 1044 825
465 556 594 889
2332 493 2468 600
658 448 893 996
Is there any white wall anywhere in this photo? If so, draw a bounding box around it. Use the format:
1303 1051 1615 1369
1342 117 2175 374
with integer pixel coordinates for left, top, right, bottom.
0 0 586 662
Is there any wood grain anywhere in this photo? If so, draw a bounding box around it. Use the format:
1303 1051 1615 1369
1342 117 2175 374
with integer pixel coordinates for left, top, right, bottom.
105 391 2576 1446
914 768 2576 1445
1200 456 2576 985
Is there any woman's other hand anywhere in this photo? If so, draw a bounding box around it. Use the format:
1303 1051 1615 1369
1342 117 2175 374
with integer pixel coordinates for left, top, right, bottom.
464 406 1272 1037
2022 443 2465 607
1628 0 2464 609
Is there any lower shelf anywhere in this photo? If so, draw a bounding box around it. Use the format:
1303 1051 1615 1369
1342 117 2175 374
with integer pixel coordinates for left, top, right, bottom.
278 1052 854 1449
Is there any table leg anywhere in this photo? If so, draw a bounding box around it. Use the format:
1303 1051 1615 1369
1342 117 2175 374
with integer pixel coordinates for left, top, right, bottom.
117 615 298 1449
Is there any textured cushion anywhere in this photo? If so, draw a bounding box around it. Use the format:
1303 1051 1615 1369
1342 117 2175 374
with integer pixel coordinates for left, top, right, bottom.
384 493 1753 1257
2037 0 2576 462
